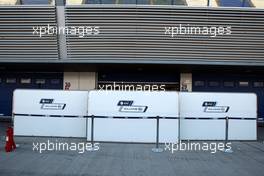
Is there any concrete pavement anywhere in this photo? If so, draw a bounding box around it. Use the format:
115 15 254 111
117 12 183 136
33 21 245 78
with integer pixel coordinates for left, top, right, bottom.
0 122 264 176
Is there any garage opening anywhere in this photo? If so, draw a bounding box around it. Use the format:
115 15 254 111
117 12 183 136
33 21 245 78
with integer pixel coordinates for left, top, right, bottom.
192 73 264 140
97 72 180 91
0 72 63 118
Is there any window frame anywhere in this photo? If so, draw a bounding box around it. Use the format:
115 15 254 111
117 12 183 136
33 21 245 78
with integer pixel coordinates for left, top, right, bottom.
253 81 264 88
194 80 205 87
20 78 32 84
208 81 220 87
238 81 249 87
35 79 46 85
223 81 235 88
6 78 17 84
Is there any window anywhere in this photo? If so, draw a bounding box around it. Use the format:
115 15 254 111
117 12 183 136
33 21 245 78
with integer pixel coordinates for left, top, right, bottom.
153 0 171 5
86 0 101 3
21 78 31 84
35 79 46 84
102 0 116 3
224 81 235 87
85 0 186 4
194 81 205 87
208 81 220 87
50 79 60 84
21 0 50 4
6 78 16 84
172 0 187 5
217 0 254 7
253 82 264 88
135 0 151 4
119 0 136 3
239 81 249 87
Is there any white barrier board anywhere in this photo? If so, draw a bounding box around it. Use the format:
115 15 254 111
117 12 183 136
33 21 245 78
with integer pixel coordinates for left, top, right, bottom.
87 91 179 142
229 120 257 140
14 89 88 137
88 91 179 117
87 118 179 143
13 89 88 116
13 89 257 141
92 119 156 142
180 119 225 140
15 116 87 137
179 92 257 140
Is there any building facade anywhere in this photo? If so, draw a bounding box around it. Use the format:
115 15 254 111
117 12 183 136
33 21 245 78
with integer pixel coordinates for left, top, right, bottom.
0 0 263 122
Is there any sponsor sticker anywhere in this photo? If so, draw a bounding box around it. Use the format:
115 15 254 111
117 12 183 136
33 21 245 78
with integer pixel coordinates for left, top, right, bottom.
40 98 66 110
202 101 229 113
117 100 148 113
204 106 229 113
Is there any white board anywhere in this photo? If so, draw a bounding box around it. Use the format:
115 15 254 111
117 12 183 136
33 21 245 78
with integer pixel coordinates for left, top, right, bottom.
14 116 87 137
13 89 88 116
87 91 179 142
13 89 257 141
229 120 257 140
92 119 156 142
88 91 179 117
179 92 257 140
180 119 225 140
13 89 88 137
87 118 179 143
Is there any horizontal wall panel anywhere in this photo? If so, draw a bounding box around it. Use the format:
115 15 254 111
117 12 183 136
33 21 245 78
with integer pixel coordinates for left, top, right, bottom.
0 6 59 60
65 6 264 64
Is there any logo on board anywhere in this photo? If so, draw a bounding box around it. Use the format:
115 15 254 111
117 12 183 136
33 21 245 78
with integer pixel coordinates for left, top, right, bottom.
40 99 66 110
117 100 148 113
202 101 229 113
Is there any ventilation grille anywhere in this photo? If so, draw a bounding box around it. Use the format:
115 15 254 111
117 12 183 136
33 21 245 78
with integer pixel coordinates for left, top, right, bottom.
0 6 59 60
65 6 264 64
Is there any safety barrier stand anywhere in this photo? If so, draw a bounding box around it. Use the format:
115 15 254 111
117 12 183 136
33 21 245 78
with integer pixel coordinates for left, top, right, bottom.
222 116 233 153
152 116 163 153
90 115 97 151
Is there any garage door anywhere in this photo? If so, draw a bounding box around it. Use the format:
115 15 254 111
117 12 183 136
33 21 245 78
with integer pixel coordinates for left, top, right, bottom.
193 73 264 123
0 72 63 117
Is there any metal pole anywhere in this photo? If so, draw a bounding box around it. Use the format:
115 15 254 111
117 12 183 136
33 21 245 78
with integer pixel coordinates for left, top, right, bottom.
91 115 94 147
207 0 210 6
85 117 88 140
89 115 98 151
223 116 233 153
178 116 180 144
152 116 163 153
225 116 228 146
156 116 159 149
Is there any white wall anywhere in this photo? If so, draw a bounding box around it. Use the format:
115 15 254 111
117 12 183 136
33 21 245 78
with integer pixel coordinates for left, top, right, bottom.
251 0 264 8
180 73 192 92
63 72 96 90
0 0 18 5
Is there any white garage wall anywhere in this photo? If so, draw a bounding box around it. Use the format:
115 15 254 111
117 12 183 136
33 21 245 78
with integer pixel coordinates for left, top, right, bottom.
63 72 96 91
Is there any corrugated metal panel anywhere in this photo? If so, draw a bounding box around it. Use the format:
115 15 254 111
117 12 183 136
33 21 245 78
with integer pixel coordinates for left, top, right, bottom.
0 6 59 60
65 6 264 64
